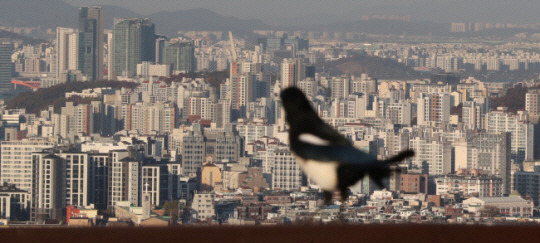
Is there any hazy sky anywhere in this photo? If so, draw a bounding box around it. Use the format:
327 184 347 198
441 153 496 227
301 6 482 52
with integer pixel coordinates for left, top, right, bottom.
62 0 540 26
63 0 367 19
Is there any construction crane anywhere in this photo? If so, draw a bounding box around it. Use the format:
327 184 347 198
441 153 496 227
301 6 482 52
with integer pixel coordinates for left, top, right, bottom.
229 31 237 62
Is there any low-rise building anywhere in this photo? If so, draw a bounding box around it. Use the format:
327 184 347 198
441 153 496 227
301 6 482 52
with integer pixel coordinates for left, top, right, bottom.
462 196 533 217
400 173 428 194
191 192 215 221
435 175 503 197
0 183 30 220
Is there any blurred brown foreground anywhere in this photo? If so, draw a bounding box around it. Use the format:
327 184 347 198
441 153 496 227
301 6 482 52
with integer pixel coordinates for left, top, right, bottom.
1 224 540 243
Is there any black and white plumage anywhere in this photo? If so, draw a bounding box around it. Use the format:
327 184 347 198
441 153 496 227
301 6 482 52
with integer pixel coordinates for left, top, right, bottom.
280 87 414 204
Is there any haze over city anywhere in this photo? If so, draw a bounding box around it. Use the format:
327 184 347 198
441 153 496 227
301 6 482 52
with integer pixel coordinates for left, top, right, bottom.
61 0 540 25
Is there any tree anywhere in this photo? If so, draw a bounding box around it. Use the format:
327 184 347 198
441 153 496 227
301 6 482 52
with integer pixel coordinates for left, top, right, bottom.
163 200 183 217
6 80 137 114
490 85 528 114
480 205 499 218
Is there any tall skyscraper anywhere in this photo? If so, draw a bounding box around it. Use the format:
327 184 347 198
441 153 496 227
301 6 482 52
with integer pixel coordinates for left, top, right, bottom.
111 18 155 78
60 102 94 138
182 127 206 177
330 76 350 99
526 88 540 118
31 153 65 221
230 74 256 119
229 61 260 120
108 150 140 207
417 93 451 127
78 6 104 81
56 27 78 77
0 42 13 91
58 153 90 208
280 58 305 89
155 37 167 65
486 108 535 163
106 31 114 80
164 41 195 74
88 154 109 209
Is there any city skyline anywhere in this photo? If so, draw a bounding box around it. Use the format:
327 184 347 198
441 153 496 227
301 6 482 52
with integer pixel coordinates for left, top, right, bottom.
2 1 540 228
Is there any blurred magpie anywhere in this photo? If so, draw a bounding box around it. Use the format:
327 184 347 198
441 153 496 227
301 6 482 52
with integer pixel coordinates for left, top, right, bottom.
280 87 414 204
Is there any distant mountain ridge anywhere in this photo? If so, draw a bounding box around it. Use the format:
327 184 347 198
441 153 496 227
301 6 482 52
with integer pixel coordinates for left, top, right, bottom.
148 8 269 35
0 0 269 36
0 29 45 45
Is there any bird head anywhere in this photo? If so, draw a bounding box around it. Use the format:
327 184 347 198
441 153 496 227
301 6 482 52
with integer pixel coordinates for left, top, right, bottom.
280 87 314 122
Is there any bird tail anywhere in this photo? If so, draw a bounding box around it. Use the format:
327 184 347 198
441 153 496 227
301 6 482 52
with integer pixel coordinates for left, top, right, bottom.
371 150 415 188
381 150 415 165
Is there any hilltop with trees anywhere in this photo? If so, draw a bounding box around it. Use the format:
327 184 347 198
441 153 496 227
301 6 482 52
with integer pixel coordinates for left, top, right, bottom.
6 81 137 114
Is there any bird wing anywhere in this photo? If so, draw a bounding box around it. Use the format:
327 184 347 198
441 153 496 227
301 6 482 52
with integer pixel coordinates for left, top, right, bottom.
293 143 377 165
300 120 353 147
299 133 331 146
292 119 370 165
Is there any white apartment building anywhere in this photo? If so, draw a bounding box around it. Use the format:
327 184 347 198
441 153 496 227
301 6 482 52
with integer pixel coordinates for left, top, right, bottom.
0 185 31 220
136 61 172 78
58 153 89 207
31 153 65 221
409 137 452 175
346 94 368 118
230 74 256 118
417 93 451 127
56 27 78 77
0 140 54 193
216 99 232 128
351 74 377 94
237 123 273 145
186 96 215 120
272 150 303 191
141 165 162 206
462 101 485 130
297 78 317 99
454 132 511 194
330 94 370 119
386 102 412 126
108 151 140 207
60 102 94 138
192 192 215 221
280 58 305 89
435 175 503 197
526 88 540 117
129 101 176 134
486 108 534 163
331 76 350 100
